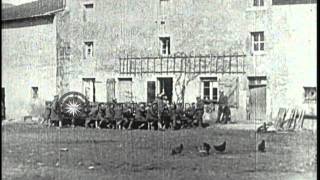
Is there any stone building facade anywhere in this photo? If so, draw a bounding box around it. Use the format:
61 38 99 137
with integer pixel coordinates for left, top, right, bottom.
2 0 317 121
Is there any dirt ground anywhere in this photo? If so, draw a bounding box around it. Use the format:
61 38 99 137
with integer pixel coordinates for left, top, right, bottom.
1 123 317 180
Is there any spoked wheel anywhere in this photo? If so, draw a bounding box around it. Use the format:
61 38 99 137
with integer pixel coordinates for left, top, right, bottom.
58 91 89 126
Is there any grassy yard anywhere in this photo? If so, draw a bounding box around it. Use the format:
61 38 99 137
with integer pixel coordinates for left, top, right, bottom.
1 123 317 180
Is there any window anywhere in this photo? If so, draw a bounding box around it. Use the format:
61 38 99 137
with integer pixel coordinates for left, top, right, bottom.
31 87 38 99
253 0 264 6
83 2 94 22
304 87 316 103
201 78 218 102
84 41 94 59
84 3 94 9
159 37 170 55
251 32 264 53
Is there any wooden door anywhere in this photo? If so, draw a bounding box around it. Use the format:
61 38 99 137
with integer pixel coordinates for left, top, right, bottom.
106 78 115 103
147 81 156 103
118 78 132 103
249 85 266 121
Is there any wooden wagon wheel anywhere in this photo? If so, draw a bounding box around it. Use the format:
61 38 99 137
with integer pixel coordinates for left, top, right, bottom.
58 91 89 122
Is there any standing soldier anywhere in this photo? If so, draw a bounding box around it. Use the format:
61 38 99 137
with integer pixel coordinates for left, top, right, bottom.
156 94 165 130
175 103 185 129
50 95 60 127
169 103 177 130
195 96 204 127
42 101 51 126
216 90 227 123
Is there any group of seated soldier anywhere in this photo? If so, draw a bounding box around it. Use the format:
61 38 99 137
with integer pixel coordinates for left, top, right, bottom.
82 100 206 130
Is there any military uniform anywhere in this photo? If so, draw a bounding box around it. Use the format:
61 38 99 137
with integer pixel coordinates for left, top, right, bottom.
217 92 228 123
114 104 124 129
123 104 134 129
104 104 115 128
135 104 147 129
146 103 158 130
85 105 99 128
185 104 196 127
195 97 204 127
50 96 60 126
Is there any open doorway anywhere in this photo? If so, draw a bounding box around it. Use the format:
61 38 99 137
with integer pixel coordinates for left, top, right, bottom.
82 78 96 102
157 78 173 103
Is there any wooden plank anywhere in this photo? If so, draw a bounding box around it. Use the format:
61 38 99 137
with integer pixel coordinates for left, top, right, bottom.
134 58 137 76
199 57 201 73
126 55 129 75
141 58 143 76
236 54 239 73
204 56 207 73
153 57 156 74
216 56 218 73
229 55 232 74
180 57 183 73
193 57 196 73
173 55 176 74
147 57 149 73
160 56 163 73
210 54 212 73
119 58 122 73
167 56 169 74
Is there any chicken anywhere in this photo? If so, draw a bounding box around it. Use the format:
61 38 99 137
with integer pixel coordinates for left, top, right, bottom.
258 140 266 152
213 141 226 152
171 144 183 155
197 142 211 156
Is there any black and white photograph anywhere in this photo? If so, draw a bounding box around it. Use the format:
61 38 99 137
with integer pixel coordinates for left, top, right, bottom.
1 0 317 179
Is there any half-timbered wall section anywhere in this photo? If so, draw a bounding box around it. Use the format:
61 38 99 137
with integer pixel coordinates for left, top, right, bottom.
119 54 246 75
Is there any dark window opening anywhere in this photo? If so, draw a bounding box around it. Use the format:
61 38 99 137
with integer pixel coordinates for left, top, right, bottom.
32 87 38 99
159 37 170 55
84 3 94 9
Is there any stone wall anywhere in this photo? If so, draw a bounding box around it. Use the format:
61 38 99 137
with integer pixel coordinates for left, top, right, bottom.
2 16 58 119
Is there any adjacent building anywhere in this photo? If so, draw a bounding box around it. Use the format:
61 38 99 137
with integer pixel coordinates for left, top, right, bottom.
2 0 317 121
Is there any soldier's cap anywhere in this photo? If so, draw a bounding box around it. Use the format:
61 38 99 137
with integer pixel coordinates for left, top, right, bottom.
196 96 201 99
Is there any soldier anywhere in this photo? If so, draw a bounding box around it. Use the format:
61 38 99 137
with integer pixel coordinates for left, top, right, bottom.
216 90 228 123
161 100 171 130
175 103 185 129
185 103 196 128
135 103 147 129
50 95 60 127
146 102 158 130
42 101 51 126
123 103 134 130
104 103 115 129
85 103 99 128
195 96 204 127
156 94 165 130
114 103 124 129
169 103 177 130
